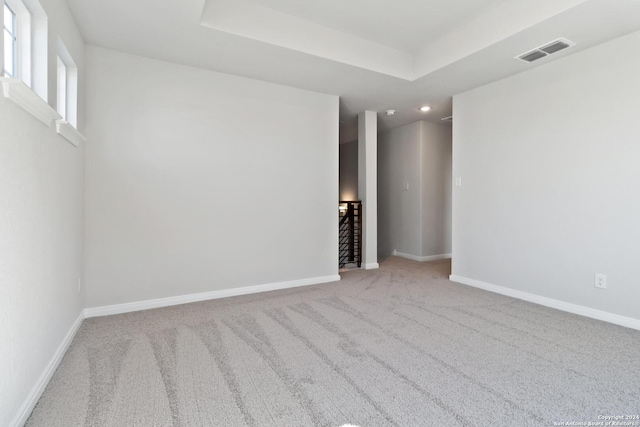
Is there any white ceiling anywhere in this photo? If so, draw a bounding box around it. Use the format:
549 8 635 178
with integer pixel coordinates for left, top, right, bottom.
246 0 509 52
66 0 640 143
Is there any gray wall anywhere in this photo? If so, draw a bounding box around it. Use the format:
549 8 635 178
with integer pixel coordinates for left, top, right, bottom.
339 141 358 201
378 121 422 258
378 121 452 260
452 30 640 322
0 0 85 425
422 122 452 256
84 47 339 309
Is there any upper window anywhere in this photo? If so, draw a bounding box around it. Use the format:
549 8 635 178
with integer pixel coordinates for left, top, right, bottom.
56 55 66 118
3 0 31 85
2 0 47 99
3 2 17 77
57 40 78 127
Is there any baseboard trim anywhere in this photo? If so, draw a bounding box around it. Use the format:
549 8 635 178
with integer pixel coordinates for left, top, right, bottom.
10 311 84 427
84 274 341 318
449 274 640 331
362 263 379 270
393 250 452 263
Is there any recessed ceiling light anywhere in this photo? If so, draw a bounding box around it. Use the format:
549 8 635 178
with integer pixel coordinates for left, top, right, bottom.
420 106 431 112
386 110 395 116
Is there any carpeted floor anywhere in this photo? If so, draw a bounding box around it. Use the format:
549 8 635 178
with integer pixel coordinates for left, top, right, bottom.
27 257 640 426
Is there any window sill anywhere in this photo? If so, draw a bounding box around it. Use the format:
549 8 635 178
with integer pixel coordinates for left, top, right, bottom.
1 77 62 126
55 120 86 147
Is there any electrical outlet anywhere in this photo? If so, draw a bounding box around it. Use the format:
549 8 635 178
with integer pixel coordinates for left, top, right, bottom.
594 273 607 289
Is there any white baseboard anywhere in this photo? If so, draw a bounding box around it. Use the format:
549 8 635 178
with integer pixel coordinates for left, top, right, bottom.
362 263 379 270
10 311 84 427
449 275 640 331
392 250 452 263
84 274 341 318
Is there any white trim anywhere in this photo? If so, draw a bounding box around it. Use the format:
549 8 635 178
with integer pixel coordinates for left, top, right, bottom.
361 263 379 270
84 274 341 318
56 39 78 127
55 120 86 147
1 77 61 126
449 275 640 332
392 250 452 262
200 0 413 81
9 311 84 427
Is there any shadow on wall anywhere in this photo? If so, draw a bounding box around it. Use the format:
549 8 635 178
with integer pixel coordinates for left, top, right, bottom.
339 140 358 201
377 120 452 260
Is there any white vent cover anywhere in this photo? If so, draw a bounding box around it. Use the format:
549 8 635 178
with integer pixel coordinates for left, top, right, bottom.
515 38 575 63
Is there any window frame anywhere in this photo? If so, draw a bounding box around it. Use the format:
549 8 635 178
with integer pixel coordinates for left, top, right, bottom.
2 0 49 100
1 0 59 127
3 1 17 77
56 39 77 128
3 0 32 87
56 54 66 119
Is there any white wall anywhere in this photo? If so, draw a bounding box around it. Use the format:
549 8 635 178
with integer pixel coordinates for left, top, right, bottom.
378 121 451 260
358 111 379 268
452 30 640 322
378 121 422 258
0 0 84 425
84 47 339 309
421 122 452 256
339 140 358 201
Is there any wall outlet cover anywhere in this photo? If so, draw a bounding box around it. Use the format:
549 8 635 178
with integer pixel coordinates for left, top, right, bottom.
594 273 607 289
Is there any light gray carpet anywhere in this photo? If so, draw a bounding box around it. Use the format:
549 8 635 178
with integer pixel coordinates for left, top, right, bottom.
27 257 640 426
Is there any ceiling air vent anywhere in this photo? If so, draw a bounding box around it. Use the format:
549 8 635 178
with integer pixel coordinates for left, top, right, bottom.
540 39 572 54
518 50 547 63
515 38 575 64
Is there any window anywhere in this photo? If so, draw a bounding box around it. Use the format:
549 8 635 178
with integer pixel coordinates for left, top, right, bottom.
2 0 86 139
2 0 48 99
3 0 31 86
3 2 16 77
56 55 66 119
56 40 77 127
